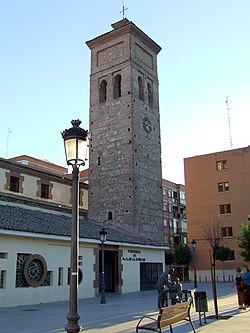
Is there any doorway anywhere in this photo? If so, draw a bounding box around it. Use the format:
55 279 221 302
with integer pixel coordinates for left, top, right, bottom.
99 249 118 292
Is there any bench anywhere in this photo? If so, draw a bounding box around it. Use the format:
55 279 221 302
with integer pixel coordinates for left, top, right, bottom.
136 300 196 333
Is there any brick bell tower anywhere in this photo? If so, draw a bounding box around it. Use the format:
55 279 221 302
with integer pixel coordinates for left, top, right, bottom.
86 19 164 243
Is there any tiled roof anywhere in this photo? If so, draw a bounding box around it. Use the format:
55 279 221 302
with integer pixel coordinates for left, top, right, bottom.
0 192 165 247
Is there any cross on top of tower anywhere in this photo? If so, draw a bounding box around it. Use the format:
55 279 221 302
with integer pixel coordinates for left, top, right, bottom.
120 0 128 19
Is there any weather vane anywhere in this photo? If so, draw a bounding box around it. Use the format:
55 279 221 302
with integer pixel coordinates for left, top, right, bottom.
120 0 128 19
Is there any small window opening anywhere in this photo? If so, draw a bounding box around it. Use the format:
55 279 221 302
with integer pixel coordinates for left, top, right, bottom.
58 267 63 286
41 183 49 199
138 76 144 101
216 160 227 171
99 80 107 102
108 211 113 220
147 82 153 107
113 74 121 99
9 176 19 192
0 270 6 289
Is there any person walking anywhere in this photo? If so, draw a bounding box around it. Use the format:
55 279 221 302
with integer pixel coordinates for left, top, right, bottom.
242 264 250 307
232 267 245 309
156 267 174 309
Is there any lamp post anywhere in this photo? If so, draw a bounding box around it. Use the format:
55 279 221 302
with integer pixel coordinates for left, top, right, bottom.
191 239 198 288
62 120 88 333
99 227 107 304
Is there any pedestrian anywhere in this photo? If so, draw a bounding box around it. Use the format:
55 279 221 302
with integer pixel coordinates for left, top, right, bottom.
156 267 174 309
242 264 250 307
232 267 245 309
175 278 183 302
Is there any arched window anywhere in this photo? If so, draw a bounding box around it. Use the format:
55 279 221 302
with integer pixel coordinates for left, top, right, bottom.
138 76 144 101
113 74 121 99
99 80 107 102
147 82 153 107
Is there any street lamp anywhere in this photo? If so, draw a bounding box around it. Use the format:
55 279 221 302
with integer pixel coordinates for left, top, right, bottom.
99 227 107 304
191 239 198 288
62 119 88 333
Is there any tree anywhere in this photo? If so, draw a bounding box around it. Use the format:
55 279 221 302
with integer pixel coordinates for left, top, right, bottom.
214 245 231 283
214 246 231 262
165 252 175 266
238 222 250 261
201 218 232 319
202 218 223 251
174 244 192 266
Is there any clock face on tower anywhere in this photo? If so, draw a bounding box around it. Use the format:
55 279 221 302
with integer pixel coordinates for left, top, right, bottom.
143 117 152 133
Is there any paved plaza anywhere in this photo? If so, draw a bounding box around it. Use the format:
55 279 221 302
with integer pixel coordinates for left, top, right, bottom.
1 282 249 332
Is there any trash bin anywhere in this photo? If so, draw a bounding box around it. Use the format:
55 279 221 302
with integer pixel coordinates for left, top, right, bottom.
194 291 208 312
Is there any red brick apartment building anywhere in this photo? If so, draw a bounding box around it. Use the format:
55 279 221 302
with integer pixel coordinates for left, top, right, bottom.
184 146 250 282
162 180 187 249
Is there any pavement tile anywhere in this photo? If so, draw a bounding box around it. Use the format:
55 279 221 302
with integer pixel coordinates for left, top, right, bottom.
0 283 249 333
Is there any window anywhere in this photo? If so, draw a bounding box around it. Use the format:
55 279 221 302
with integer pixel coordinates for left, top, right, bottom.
221 227 233 237
108 211 113 220
180 208 186 220
113 74 121 99
173 207 178 219
216 160 227 171
0 252 7 259
173 220 178 233
167 189 172 197
218 181 229 192
41 271 53 287
37 180 52 199
67 267 70 285
225 250 235 261
0 270 6 288
99 80 107 102
179 191 186 204
41 183 49 198
140 263 163 291
9 175 19 192
138 76 144 101
163 189 166 196
172 191 178 204
219 204 231 214
182 235 187 244
78 256 83 266
168 204 173 213
147 82 153 107
164 219 167 227
58 267 63 286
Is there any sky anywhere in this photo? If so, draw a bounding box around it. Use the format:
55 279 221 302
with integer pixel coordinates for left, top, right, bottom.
0 0 249 184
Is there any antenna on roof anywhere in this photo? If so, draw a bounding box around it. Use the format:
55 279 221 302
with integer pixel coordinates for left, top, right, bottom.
120 0 128 19
225 96 233 149
6 127 12 158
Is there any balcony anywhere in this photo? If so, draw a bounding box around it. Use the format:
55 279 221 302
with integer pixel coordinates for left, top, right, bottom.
178 220 187 234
